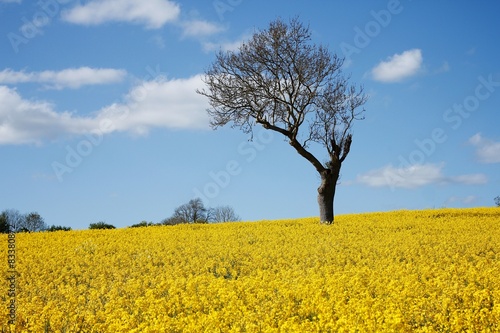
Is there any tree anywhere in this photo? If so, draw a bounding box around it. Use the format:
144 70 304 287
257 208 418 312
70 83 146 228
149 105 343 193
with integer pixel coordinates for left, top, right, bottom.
163 199 241 224
212 205 241 223
23 212 47 232
171 198 210 224
46 225 72 232
89 222 116 230
198 17 367 224
495 196 500 207
130 221 155 228
161 216 185 226
0 209 48 232
1 209 25 232
0 212 10 233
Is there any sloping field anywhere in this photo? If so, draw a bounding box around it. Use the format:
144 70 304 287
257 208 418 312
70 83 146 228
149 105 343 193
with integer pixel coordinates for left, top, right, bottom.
2 208 499 332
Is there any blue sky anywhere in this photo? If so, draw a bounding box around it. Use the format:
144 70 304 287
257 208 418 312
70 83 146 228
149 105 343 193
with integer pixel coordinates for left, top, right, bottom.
1 0 499 229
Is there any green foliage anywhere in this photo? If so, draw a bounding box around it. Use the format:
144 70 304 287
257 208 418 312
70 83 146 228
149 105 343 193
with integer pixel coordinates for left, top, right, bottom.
46 225 72 232
129 221 155 228
0 212 10 233
89 221 116 230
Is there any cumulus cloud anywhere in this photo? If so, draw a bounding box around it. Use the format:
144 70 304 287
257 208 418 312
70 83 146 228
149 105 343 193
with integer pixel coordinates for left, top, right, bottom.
371 49 423 83
469 133 500 163
61 0 180 29
95 75 210 135
0 67 126 90
0 75 210 145
61 0 223 49
356 163 487 189
0 86 94 145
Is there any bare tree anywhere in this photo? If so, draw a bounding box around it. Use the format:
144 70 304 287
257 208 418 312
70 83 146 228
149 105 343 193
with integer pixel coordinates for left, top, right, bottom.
172 198 210 224
1 209 25 232
198 17 367 223
164 199 241 224
161 216 184 226
24 212 47 232
0 209 47 232
212 206 241 223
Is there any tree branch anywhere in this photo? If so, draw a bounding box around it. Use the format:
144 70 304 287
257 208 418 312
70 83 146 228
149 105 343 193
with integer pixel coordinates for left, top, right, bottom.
288 138 326 173
256 117 290 137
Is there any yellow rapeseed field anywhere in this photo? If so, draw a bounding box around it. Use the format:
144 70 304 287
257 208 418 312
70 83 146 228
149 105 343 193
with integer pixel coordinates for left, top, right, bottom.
1 208 499 332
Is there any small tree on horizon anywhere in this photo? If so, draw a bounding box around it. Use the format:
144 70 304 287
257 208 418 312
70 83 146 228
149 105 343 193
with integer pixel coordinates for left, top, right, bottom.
163 199 241 224
46 225 72 232
212 205 241 223
129 221 155 228
0 212 10 234
24 212 47 232
198 17 367 224
1 209 24 232
0 209 48 232
495 196 500 207
171 198 210 224
161 216 185 226
89 222 116 230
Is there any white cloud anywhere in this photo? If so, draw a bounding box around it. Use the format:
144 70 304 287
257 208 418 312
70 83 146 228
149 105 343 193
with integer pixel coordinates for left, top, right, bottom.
469 133 500 163
61 0 180 29
371 49 423 83
180 20 224 38
96 75 210 135
0 67 126 89
0 86 94 145
356 163 487 189
0 75 209 145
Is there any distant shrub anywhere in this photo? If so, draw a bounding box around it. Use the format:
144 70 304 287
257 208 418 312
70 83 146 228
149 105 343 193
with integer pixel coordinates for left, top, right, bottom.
89 222 116 230
129 221 155 228
46 225 72 232
161 216 184 226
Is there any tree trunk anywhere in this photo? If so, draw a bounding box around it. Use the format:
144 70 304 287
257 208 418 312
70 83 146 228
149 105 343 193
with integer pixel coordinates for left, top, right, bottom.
317 168 339 224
